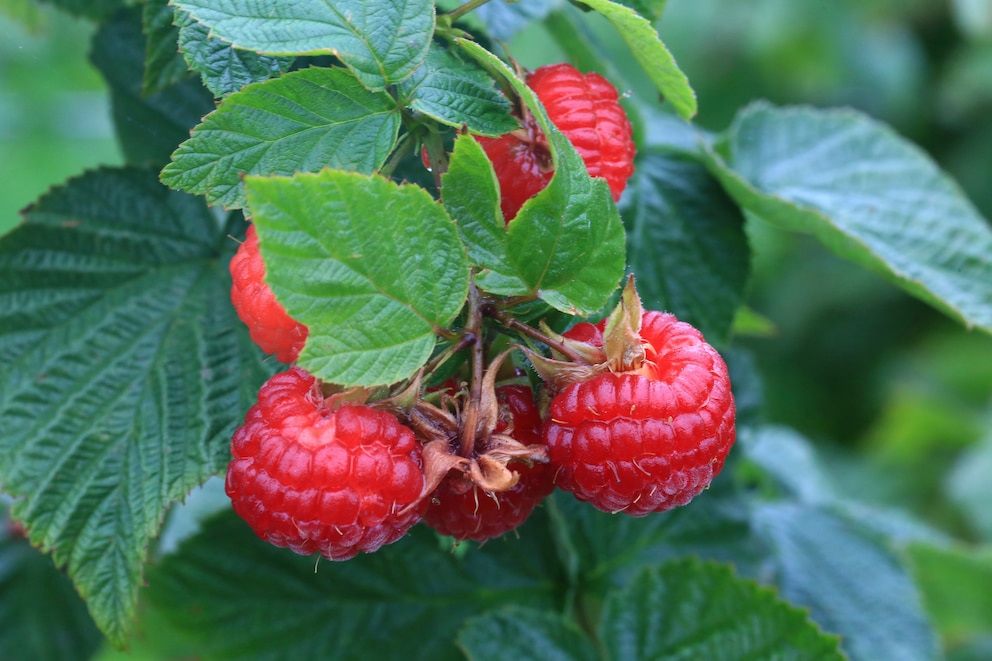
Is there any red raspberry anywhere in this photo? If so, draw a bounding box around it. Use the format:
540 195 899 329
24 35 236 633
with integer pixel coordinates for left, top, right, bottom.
477 63 635 222
423 385 555 542
229 225 308 363
225 368 427 560
545 312 735 516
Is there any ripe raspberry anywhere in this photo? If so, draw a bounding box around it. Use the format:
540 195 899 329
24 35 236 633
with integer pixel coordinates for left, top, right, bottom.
477 63 635 221
230 225 308 363
423 385 555 542
545 311 735 516
225 368 427 561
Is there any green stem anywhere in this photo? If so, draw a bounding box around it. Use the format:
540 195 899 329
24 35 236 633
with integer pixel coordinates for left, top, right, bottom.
494 313 588 363
378 132 415 179
446 0 493 23
459 280 487 459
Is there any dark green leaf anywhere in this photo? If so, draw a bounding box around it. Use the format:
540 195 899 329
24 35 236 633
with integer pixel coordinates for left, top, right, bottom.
90 7 215 167
142 0 193 96
175 8 295 99
458 607 598 661
574 0 696 119
245 169 470 386
0 167 273 643
736 426 836 503
752 502 939 661
457 40 626 314
906 543 992 641
161 67 401 209
546 484 761 596
599 559 844 660
172 0 434 90
146 511 562 661
398 43 517 136
621 149 749 347
707 102 992 335
0 512 103 661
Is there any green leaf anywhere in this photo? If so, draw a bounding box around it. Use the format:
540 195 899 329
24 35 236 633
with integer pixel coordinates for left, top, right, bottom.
441 134 525 292
245 169 470 386
621 149 749 347
458 607 598 661
0 512 103 661
546 485 761 597
172 0 434 90
0 167 273 643
142 0 193 96
175 8 295 99
753 502 939 661
146 511 563 660
707 102 992 335
906 543 992 641
91 7 215 167
611 0 666 22
398 42 518 136
161 67 401 209
574 0 695 119
457 40 626 314
600 559 844 660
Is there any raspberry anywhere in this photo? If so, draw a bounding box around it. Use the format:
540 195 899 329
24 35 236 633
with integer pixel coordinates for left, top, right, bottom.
423 385 555 542
544 311 735 516
477 63 635 221
225 368 427 560
230 225 308 363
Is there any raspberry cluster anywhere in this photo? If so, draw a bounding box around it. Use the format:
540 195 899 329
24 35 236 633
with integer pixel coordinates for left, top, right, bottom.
225 63 735 561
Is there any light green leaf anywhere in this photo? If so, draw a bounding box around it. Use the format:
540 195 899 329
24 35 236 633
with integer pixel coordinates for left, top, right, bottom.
245 169 470 386
146 512 562 660
600 560 844 660
456 40 626 314
398 43 518 136
706 103 992 335
458 608 598 661
161 67 401 209
0 167 273 643
753 502 939 661
172 0 434 90
621 149 749 347
441 134 526 293
906 542 992 641
175 8 295 98
575 0 695 119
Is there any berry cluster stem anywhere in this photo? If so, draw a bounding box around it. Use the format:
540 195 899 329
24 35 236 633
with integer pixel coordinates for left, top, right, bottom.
494 313 589 363
458 280 488 459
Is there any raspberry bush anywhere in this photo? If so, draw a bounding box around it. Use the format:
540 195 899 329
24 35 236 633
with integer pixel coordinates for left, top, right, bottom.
2 1 992 660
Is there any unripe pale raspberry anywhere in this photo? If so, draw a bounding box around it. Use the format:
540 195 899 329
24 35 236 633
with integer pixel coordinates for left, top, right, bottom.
225 368 427 560
229 225 308 363
545 312 735 516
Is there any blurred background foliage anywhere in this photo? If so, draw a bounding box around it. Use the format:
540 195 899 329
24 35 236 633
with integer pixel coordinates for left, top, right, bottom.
1 0 991 658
